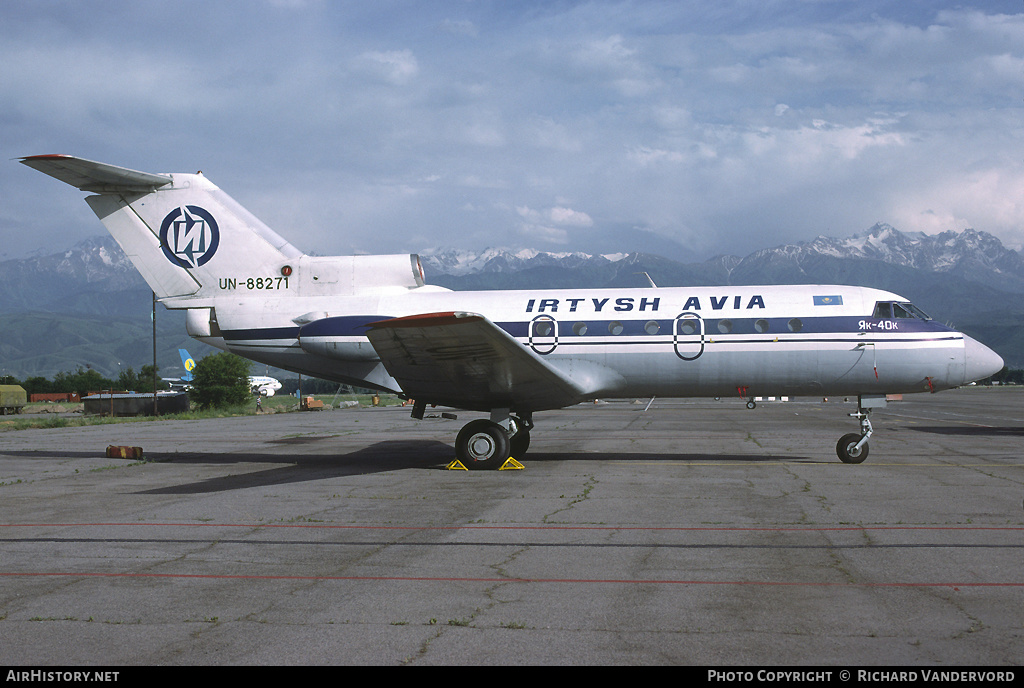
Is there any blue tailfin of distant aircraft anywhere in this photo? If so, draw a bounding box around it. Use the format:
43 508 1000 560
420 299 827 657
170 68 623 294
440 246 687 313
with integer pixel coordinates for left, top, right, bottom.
179 349 196 382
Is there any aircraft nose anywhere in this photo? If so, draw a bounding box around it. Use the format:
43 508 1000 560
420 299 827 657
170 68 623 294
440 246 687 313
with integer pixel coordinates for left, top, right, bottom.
963 335 1004 384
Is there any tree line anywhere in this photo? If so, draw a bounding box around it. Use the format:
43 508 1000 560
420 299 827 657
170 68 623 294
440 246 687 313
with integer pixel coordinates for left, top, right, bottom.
1 352 255 409
988 367 1023 385
1 352 370 407
1 365 169 397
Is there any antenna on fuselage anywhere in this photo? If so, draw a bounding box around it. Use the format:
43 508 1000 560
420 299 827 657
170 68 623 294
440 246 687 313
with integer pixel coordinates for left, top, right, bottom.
636 272 657 288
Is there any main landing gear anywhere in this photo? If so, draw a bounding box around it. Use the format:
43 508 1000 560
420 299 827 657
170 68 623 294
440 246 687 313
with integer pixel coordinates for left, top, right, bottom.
836 395 886 464
455 410 532 470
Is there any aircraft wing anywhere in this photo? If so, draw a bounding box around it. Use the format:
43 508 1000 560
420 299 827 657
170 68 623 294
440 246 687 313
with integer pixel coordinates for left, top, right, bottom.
365 311 600 412
20 155 172 193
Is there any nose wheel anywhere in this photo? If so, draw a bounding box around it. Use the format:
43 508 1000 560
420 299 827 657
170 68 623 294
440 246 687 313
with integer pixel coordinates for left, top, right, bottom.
836 432 869 464
836 395 882 463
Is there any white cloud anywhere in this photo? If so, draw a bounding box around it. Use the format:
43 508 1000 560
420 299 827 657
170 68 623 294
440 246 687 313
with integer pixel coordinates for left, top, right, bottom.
352 49 419 85
518 205 593 228
518 223 569 244
5 2 1024 261
890 169 1024 248
549 206 593 227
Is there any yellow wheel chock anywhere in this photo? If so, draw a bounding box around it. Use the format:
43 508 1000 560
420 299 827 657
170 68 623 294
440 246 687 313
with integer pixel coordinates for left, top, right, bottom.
445 457 525 470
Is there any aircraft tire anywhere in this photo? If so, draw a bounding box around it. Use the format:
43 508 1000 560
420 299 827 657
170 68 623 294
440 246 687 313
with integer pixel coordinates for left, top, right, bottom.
746 400 756 409
836 433 868 464
509 428 531 459
456 420 510 470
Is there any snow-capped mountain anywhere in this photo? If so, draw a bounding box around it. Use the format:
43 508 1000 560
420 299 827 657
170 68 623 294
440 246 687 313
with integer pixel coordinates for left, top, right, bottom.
742 223 1024 282
0 236 147 314
419 247 626 276
6 235 138 281
420 223 1024 294
1 224 1022 377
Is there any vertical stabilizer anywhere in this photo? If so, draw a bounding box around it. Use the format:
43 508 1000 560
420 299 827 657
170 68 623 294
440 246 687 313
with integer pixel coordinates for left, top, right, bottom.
178 349 196 382
21 155 303 299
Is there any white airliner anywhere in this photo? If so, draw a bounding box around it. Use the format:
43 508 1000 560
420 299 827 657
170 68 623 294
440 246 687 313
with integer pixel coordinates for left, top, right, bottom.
21 155 1004 468
249 374 282 397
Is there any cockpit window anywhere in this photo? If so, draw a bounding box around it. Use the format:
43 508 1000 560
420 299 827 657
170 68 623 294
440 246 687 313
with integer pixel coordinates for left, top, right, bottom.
872 302 892 319
872 301 932 320
900 302 932 320
892 303 912 319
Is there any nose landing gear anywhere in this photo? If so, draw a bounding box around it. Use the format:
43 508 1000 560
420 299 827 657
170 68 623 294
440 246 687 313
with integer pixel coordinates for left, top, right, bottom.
836 395 886 464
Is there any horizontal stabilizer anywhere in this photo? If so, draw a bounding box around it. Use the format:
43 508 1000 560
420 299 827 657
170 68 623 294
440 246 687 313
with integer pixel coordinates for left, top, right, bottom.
20 155 172 193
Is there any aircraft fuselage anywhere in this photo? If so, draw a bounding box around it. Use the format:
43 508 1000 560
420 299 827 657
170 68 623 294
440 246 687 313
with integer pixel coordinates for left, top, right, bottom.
195 283 984 409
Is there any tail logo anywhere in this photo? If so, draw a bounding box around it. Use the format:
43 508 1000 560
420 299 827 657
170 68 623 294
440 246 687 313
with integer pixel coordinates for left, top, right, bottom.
160 205 220 268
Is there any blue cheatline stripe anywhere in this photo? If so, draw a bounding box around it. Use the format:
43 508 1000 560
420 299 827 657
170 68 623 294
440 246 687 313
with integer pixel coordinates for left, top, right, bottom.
499 316 954 338
549 335 962 347
296 315 391 338
222 326 300 341
225 315 389 342
222 315 957 343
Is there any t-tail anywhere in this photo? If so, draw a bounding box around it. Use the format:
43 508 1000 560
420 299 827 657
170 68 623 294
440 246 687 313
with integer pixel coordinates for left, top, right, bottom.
19 155 426 303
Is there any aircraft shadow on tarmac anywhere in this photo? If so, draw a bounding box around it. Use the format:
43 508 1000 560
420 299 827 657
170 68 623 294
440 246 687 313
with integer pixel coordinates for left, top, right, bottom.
524 452 817 464
0 443 817 496
130 444 817 494
907 425 1024 437
136 440 456 493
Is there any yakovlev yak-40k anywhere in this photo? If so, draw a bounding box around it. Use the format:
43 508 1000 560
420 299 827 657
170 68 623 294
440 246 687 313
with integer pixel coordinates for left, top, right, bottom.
21 155 1004 468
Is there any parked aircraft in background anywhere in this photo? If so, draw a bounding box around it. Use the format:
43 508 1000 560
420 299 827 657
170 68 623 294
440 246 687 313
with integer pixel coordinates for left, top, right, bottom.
178 348 196 383
249 374 282 397
161 349 196 390
22 155 1004 468
175 348 281 397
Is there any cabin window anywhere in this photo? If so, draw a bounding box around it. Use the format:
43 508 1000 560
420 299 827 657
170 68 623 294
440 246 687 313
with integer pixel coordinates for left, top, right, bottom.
609 321 624 335
717 319 732 334
788 318 803 332
678 319 697 335
755 319 770 333
644 320 660 335
573 322 588 336
533 320 553 337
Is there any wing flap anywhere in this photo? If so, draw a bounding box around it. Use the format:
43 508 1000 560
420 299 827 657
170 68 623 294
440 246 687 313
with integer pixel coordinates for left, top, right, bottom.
20 155 172 192
365 311 590 411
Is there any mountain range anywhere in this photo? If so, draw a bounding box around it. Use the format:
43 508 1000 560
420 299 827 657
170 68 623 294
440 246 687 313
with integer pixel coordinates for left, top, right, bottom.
1 223 1020 380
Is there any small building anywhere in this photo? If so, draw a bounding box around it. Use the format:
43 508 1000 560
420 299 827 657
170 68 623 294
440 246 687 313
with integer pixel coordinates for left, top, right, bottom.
83 392 189 417
30 392 81 403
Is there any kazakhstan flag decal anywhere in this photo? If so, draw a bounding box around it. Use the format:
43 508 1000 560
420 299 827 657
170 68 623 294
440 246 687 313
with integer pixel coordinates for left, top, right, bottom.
813 295 843 306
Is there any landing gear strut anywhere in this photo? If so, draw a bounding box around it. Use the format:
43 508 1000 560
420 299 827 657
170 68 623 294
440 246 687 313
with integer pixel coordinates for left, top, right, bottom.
836 395 885 464
455 410 532 470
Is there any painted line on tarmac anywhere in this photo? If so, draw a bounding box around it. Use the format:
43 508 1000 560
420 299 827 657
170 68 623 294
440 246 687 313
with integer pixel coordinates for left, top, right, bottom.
3 522 1024 532
3 537 1023 549
1 571 1022 588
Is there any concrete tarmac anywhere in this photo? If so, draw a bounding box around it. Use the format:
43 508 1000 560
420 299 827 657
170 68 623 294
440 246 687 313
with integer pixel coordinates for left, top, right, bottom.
0 388 1021 666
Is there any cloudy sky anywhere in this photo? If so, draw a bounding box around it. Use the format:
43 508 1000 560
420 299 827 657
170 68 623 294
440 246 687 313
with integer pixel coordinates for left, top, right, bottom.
3 1 1023 263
